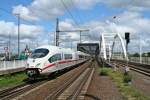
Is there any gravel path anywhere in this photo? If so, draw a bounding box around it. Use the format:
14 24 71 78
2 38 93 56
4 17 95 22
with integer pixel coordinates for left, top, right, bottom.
85 68 123 100
131 71 150 97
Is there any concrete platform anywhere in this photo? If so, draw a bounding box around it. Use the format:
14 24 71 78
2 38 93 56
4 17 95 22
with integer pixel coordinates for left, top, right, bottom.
0 67 25 75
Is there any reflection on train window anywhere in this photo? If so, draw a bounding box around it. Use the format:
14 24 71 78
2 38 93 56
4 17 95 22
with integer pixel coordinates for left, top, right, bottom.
48 54 61 63
31 48 49 58
64 54 72 59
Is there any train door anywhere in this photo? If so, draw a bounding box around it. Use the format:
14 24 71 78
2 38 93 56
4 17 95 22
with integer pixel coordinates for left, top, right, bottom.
64 54 73 68
60 52 65 69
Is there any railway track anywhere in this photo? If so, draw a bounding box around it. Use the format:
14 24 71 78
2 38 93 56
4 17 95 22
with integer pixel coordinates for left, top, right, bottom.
45 61 95 100
0 60 93 100
0 79 48 100
109 60 150 76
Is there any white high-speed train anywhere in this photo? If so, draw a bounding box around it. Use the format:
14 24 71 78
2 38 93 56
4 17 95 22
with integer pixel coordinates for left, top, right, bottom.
26 45 90 78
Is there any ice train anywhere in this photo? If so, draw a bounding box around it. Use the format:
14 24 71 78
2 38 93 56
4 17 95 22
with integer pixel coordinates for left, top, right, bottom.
26 45 90 78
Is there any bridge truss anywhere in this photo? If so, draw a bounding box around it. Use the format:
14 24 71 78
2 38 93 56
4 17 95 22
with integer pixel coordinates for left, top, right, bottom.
100 33 128 61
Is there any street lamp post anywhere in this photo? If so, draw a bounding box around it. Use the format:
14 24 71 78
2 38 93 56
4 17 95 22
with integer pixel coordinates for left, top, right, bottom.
139 34 142 63
14 13 20 56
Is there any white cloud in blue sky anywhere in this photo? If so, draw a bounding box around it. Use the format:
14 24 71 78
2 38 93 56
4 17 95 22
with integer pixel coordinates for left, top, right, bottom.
100 0 150 10
0 0 150 52
0 21 44 39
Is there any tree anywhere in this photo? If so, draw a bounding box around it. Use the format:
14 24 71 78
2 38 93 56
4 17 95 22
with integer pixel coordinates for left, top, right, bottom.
132 53 140 57
147 52 150 57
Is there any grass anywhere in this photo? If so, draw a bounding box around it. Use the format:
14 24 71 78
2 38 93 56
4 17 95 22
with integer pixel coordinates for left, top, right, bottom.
123 73 132 83
99 67 109 76
0 72 27 89
98 67 149 100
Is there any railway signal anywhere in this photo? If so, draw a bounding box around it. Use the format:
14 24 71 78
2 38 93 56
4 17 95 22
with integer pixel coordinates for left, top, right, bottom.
125 32 130 73
125 32 130 44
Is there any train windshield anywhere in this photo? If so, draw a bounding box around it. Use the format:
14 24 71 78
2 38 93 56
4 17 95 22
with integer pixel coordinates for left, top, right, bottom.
30 48 49 58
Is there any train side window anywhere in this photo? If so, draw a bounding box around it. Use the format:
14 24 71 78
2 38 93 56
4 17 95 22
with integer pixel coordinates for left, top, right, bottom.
79 55 83 59
64 54 72 59
48 54 61 63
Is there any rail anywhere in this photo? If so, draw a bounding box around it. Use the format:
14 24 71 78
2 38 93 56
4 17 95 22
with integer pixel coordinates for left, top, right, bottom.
107 60 150 77
0 79 47 100
45 60 94 100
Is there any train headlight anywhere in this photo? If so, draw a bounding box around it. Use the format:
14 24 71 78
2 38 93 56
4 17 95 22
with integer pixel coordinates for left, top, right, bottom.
27 63 29 68
36 63 41 67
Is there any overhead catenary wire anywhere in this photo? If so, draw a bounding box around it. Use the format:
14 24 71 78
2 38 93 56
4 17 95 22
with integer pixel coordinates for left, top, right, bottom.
70 0 82 24
60 0 79 26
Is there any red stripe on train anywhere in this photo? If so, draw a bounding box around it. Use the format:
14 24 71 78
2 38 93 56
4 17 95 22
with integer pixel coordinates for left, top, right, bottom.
58 60 67 64
58 60 74 64
42 63 55 71
41 60 78 71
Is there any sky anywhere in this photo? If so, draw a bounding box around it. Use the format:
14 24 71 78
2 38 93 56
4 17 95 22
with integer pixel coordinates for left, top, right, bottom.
0 0 150 53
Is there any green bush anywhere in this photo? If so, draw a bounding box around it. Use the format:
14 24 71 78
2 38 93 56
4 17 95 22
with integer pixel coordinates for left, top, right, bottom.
100 68 109 76
123 73 132 83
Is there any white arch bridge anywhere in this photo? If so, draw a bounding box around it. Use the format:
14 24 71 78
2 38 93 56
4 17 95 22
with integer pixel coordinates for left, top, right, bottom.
99 33 128 62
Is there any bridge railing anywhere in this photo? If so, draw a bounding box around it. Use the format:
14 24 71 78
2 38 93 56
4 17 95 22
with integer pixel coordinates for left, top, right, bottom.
0 60 27 71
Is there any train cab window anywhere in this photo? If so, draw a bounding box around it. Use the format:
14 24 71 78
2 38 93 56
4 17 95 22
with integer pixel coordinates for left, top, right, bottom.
48 54 61 63
30 48 49 58
64 54 72 59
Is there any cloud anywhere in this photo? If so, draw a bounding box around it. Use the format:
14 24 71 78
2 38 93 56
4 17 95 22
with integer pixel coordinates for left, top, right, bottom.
0 20 45 39
12 5 39 21
59 19 80 41
20 24 45 39
12 0 150 22
11 0 150 52
100 0 150 11
74 0 101 10
29 0 66 20
0 21 15 38
78 10 150 52
22 8 150 52
12 0 102 21
57 11 145 44
59 19 74 30
12 0 67 21
116 11 150 36
0 20 46 53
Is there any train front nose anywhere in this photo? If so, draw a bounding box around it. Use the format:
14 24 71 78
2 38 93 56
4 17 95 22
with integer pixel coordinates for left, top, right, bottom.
26 58 43 77
26 68 40 77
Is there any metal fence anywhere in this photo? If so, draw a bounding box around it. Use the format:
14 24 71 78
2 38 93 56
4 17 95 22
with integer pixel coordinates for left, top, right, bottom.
0 60 27 71
129 57 150 65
